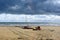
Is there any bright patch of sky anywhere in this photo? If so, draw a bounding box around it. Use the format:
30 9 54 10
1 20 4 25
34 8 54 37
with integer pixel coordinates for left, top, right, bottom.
0 13 60 23
45 0 60 5
10 5 20 10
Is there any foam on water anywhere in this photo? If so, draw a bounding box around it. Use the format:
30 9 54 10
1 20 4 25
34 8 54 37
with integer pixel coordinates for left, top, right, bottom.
0 22 60 26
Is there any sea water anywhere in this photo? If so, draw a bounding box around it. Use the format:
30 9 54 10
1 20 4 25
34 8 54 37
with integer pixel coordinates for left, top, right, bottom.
0 22 59 26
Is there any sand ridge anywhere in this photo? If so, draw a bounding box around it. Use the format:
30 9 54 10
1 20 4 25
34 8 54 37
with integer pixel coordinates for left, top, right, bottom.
0 26 59 40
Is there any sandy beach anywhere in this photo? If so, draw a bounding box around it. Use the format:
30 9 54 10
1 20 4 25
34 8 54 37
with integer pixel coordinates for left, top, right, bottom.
0 26 59 40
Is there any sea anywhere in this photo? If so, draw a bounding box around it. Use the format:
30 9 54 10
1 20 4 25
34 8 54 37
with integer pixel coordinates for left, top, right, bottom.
0 22 59 26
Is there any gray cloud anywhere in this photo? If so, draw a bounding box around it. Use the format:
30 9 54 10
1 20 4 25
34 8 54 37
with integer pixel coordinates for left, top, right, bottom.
0 0 60 15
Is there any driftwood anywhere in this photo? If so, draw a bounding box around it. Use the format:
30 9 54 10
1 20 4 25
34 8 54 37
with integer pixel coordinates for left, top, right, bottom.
23 26 41 30
33 26 41 30
23 26 33 29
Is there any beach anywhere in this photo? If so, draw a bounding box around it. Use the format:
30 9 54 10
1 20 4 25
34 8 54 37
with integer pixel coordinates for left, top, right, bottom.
0 26 59 40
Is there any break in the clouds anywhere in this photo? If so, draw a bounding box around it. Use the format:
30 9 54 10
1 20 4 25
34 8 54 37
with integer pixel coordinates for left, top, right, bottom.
0 0 60 15
0 13 60 22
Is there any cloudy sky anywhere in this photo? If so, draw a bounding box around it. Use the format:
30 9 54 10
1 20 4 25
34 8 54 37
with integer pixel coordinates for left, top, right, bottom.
0 0 60 22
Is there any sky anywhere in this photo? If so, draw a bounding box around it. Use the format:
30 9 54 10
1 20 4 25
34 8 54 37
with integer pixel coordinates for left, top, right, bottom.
0 0 60 22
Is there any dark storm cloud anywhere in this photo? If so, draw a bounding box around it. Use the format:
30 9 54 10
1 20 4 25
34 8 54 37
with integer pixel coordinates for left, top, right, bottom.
0 0 60 15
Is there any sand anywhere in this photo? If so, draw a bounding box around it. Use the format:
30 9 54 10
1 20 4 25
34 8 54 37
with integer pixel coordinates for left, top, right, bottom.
0 26 59 40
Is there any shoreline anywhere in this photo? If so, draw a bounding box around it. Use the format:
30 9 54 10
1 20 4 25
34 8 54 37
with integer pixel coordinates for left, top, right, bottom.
0 25 59 27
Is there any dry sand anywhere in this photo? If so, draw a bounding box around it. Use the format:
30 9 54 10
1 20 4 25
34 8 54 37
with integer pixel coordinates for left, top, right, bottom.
0 26 59 40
